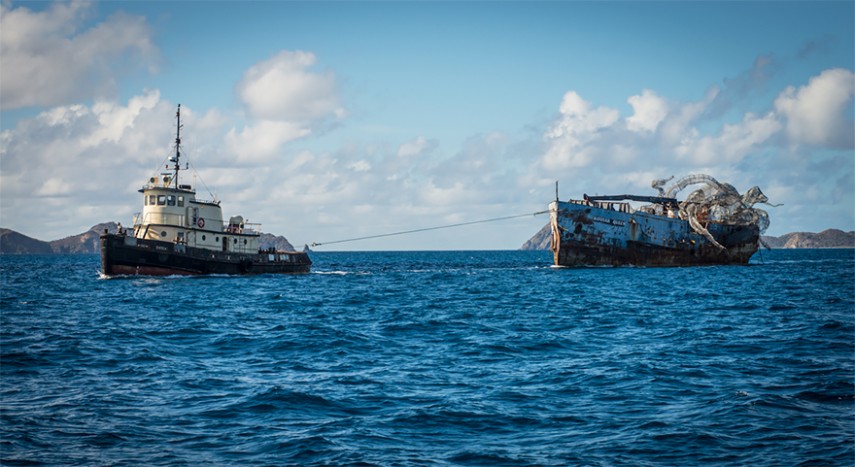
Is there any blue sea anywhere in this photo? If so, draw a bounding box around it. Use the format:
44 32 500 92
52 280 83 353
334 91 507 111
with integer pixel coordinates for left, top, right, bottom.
1 249 853 466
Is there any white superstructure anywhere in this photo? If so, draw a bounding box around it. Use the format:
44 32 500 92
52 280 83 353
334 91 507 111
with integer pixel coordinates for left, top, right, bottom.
131 105 260 254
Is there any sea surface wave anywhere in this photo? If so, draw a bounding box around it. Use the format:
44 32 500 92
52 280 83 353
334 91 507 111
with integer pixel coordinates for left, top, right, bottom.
2 249 853 465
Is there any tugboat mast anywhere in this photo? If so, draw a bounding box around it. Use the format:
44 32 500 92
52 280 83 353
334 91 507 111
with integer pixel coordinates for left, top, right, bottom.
172 104 182 189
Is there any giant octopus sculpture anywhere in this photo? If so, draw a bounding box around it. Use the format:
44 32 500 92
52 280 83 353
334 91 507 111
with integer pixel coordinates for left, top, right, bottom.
650 174 775 251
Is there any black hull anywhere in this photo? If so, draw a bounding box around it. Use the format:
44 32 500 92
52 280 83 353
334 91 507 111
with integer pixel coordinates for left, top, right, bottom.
100 234 311 276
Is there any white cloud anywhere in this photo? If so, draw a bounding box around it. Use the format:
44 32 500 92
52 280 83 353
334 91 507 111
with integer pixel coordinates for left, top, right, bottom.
542 91 620 170
35 177 74 197
421 181 472 206
0 92 230 239
0 0 157 110
225 120 309 163
397 136 436 158
555 91 620 132
229 50 346 159
626 89 668 133
774 68 855 148
236 50 344 122
658 86 719 147
676 112 781 165
84 92 161 146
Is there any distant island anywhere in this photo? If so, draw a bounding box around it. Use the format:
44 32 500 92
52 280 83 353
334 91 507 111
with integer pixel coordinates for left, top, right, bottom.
0 223 300 255
520 224 855 250
1 223 852 255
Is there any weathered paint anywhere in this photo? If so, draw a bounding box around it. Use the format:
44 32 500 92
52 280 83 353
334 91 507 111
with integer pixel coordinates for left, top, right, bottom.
549 200 759 267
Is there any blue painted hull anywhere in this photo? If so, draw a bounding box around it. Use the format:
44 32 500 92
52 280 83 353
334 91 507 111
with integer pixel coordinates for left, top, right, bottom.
549 201 759 266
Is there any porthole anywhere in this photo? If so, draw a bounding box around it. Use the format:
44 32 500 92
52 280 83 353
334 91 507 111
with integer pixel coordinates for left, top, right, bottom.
202 235 206 241
160 231 167 237
243 239 247 245
215 237 219 242
234 238 238 244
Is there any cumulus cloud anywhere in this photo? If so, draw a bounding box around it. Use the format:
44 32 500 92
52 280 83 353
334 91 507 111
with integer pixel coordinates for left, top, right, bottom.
676 112 782 165
83 92 161 147
774 68 855 148
225 120 309 163
540 67 854 178
542 91 620 170
0 92 230 239
658 86 719 147
228 130 538 249
0 0 157 110
626 89 668 133
0 83 531 247
229 50 346 160
236 50 344 122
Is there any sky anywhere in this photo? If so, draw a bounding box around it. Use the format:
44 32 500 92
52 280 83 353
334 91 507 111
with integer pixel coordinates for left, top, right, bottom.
1 0 853 250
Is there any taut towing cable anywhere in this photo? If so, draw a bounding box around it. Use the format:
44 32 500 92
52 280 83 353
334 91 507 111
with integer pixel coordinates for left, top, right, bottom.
310 210 549 247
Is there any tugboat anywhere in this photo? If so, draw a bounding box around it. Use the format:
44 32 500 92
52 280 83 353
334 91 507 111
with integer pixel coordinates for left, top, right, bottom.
100 105 311 276
549 175 772 267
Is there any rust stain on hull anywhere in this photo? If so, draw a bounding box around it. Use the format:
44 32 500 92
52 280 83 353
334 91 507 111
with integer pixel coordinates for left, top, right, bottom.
551 206 759 267
548 175 769 267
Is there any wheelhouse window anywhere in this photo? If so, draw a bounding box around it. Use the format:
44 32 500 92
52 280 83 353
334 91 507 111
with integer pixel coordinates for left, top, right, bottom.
148 195 156 205
167 195 175 206
177 196 184 207
157 195 166 206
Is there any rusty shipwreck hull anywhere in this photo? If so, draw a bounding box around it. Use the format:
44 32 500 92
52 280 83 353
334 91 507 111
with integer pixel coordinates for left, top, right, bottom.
549 200 759 267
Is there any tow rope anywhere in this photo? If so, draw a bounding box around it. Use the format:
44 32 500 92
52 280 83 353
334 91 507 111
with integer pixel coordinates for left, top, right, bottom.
311 210 549 247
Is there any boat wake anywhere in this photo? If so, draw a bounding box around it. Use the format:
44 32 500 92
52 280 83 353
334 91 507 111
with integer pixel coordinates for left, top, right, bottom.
312 270 370 276
97 271 201 281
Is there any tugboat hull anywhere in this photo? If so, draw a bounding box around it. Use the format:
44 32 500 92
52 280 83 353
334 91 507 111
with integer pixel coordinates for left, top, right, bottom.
550 201 759 267
100 234 311 276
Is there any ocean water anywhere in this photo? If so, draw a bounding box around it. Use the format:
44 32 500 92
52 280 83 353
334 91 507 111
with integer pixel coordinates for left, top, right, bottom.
1 249 853 466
